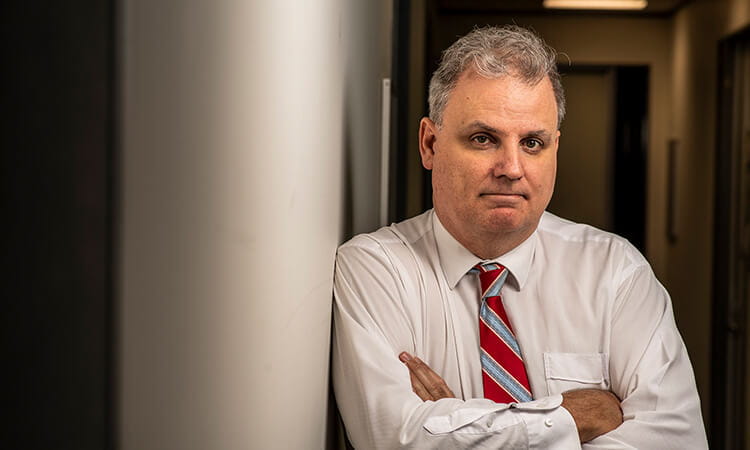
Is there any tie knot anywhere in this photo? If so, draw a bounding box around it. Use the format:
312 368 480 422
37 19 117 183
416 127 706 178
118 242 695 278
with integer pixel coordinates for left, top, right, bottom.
472 263 508 298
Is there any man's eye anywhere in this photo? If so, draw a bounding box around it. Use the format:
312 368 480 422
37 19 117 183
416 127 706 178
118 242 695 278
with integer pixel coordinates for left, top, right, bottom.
471 135 492 145
522 138 543 151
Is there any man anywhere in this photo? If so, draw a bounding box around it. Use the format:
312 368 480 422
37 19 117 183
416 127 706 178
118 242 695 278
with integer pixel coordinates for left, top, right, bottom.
332 25 706 449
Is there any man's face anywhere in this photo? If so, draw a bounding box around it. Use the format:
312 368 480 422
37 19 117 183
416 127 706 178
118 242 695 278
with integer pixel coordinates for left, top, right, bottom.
419 71 559 254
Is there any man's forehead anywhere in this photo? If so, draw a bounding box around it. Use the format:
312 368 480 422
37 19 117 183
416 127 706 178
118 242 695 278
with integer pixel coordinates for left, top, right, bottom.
444 71 557 129
455 66 545 85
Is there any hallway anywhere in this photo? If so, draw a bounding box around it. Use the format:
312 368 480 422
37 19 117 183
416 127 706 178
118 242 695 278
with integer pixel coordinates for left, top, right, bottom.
3 0 749 448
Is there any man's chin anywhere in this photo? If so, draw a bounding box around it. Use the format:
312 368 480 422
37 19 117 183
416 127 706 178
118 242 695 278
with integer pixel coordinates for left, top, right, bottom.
481 215 526 235
482 208 541 232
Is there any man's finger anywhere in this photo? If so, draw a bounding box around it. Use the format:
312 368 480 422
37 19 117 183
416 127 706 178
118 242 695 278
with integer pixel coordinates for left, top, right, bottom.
399 352 455 400
409 369 433 401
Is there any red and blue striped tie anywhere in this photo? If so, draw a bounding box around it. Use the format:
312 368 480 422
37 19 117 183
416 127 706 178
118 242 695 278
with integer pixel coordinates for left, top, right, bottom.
472 263 532 403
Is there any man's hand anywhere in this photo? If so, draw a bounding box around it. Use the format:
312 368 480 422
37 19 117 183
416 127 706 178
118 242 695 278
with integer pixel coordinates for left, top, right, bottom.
399 352 456 401
561 389 623 443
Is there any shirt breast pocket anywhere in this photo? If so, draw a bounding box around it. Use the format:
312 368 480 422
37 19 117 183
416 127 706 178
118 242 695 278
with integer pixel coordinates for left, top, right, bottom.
543 352 610 395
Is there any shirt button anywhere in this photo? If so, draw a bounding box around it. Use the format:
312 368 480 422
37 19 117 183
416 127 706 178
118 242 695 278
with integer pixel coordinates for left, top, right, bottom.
486 418 493 428
544 418 554 428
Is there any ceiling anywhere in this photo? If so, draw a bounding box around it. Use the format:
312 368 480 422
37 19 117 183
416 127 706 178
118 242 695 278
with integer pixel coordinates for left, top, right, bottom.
436 0 693 15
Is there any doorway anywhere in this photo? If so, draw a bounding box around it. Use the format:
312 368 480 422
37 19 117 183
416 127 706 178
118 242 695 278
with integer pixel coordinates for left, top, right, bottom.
550 65 648 252
713 25 750 450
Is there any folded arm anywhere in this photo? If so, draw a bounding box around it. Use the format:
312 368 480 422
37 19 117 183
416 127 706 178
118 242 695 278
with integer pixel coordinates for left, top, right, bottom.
399 351 623 444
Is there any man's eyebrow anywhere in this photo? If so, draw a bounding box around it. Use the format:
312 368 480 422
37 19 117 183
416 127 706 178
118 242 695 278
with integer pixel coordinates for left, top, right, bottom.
459 121 502 135
461 122 553 140
525 130 553 141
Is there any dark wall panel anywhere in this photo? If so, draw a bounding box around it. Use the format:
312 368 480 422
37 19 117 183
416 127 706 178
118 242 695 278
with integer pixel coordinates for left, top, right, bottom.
1 2 115 449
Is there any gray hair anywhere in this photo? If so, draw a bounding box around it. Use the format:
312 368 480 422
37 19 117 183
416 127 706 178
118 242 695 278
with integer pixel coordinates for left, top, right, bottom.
428 25 566 128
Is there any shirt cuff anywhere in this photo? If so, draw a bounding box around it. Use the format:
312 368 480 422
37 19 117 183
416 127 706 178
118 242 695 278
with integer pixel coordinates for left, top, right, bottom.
513 395 581 449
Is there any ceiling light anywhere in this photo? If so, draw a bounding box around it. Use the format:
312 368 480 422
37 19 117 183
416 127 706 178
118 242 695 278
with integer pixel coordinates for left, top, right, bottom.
543 0 648 10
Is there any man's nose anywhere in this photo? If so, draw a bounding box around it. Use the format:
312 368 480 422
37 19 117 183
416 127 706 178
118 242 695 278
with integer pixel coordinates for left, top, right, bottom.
491 147 524 180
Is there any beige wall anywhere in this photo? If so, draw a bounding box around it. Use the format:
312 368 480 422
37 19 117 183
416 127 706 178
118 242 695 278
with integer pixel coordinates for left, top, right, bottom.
549 70 615 230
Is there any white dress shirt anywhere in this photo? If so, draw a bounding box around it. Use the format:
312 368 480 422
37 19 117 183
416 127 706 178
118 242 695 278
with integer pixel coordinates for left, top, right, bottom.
332 209 707 449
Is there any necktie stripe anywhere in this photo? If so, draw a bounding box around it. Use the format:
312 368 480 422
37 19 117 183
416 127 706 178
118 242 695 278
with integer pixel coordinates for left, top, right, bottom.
480 302 522 356
481 352 531 402
479 321 526 372
481 351 532 402
480 262 502 272
483 269 508 298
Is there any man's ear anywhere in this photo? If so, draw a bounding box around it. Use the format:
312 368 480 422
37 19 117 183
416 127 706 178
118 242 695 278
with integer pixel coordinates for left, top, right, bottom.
553 129 560 154
418 117 438 170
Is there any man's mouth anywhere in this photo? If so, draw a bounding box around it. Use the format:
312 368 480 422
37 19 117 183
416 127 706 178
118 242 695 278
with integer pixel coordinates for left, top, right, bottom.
480 192 527 199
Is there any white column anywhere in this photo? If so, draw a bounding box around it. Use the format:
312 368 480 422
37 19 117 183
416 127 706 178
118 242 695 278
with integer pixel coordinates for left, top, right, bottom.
119 1 343 448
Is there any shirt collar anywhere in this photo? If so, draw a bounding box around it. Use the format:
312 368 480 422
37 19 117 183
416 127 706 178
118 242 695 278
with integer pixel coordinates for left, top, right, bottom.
432 210 537 291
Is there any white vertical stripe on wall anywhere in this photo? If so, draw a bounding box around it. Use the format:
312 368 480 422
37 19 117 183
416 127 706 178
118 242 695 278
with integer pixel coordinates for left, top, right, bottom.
119 1 344 448
343 0 393 235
